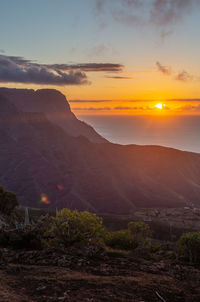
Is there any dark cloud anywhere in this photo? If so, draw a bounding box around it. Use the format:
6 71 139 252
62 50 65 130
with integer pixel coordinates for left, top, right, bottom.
50 63 124 72
175 70 193 82
156 62 171 75
0 55 88 86
0 55 123 85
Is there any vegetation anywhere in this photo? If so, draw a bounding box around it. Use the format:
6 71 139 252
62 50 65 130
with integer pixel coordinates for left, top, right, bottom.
1 200 199 266
0 186 18 215
44 209 106 247
128 221 152 240
105 221 152 251
178 232 200 263
106 229 138 250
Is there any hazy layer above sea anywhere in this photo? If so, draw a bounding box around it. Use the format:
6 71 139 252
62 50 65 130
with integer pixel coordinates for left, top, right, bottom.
77 114 200 153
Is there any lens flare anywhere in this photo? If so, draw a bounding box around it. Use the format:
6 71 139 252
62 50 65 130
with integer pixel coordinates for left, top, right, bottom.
57 184 64 191
41 193 51 204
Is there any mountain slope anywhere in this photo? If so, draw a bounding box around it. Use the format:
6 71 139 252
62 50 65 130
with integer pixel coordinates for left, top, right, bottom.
1 88 200 213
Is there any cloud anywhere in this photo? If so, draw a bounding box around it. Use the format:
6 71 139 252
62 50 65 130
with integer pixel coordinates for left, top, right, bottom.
149 0 195 27
87 44 109 57
95 0 199 33
69 99 115 103
156 61 171 75
0 55 88 86
168 98 200 102
105 76 132 79
72 107 111 111
50 63 124 72
95 0 106 14
175 70 193 82
0 55 124 85
0 49 5 54
114 106 138 110
156 62 196 82
70 99 144 103
73 105 154 111
69 100 107 103
114 105 154 110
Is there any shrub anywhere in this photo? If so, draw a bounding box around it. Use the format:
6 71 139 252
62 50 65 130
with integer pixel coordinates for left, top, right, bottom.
178 232 200 263
105 221 152 251
142 238 161 253
44 209 106 247
128 221 152 241
105 229 138 250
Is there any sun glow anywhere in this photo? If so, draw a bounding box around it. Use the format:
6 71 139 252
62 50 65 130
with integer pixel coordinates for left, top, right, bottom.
155 103 165 110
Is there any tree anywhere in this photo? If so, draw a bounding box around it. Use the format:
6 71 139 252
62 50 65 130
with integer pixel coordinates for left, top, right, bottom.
128 221 152 242
178 232 200 263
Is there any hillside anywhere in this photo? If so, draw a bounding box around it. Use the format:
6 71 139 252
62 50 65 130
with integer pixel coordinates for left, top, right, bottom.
1 88 200 213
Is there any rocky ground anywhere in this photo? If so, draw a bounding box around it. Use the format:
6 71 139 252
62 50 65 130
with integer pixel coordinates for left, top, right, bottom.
0 247 200 302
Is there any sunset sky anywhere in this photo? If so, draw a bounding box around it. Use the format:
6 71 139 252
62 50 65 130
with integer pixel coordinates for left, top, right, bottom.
1 0 200 115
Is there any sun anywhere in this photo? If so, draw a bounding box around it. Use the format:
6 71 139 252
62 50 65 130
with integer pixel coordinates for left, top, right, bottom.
155 103 165 110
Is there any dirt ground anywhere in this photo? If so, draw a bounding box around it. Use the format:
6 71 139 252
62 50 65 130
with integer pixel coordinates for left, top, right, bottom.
0 248 200 302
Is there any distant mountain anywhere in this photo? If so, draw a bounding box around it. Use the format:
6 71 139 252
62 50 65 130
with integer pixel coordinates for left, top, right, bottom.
1 88 200 213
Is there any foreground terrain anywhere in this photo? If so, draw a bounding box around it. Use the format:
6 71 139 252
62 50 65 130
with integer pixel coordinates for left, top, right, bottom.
0 247 200 302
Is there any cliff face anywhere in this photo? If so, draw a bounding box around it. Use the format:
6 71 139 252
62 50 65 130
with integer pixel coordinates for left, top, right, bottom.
1 88 200 213
0 88 106 143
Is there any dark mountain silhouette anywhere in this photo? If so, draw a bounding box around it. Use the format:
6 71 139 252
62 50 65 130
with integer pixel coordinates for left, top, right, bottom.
1 88 200 213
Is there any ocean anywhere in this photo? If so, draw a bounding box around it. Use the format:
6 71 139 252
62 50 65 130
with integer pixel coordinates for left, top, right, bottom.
77 114 200 153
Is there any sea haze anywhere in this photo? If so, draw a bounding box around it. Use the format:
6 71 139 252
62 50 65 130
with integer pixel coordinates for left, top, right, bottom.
77 114 200 154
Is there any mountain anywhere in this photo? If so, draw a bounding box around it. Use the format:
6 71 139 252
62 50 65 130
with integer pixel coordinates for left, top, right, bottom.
0 88 106 143
1 88 200 213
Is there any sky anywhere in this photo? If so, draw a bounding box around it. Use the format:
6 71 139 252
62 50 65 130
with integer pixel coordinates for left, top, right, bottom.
1 0 200 115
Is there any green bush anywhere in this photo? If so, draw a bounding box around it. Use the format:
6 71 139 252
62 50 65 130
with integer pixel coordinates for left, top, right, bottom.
105 229 138 250
178 232 200 263
44 209 106 247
